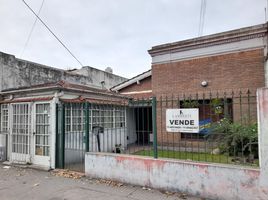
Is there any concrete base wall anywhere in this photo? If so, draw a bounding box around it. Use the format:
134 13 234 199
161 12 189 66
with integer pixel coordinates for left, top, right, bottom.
85 153 268 200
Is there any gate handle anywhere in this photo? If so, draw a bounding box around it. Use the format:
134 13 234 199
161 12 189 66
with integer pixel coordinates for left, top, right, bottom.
33 132 36 135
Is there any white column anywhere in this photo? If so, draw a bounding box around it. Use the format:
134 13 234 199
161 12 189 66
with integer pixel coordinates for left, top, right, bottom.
264 61 268 87
257 88 268 186
50 94 59 169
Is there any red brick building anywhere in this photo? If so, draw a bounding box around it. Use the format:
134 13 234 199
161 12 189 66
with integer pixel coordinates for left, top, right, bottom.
111 70 152 99
113 23 267 97
112 23 268 144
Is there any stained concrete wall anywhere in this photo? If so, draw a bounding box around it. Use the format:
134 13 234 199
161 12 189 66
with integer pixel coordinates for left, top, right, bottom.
85 153 267 200
265 61 268 87
257 88 268 188
72 66 127 90
0 51 127 91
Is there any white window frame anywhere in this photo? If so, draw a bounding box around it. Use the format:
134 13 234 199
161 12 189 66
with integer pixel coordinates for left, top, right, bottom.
34 103 51 157
0 104 9 133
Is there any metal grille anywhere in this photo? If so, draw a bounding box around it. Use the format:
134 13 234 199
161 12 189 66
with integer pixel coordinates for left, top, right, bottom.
11 104 31 163
0 104 9 132
128 90 259 167
35 104 50 156
90 105 126 153
64 103 85 172
125 100 153 156
0 104 8 161
56 102 127 172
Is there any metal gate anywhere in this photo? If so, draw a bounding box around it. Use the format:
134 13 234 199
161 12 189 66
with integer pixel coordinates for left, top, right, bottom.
56 103 86 172
0 104 8 162
10 103 31 163
64 103 85 172
56 102 127 172
0 133 7 161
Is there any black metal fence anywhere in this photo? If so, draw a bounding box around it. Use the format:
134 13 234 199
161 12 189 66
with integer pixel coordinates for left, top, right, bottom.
130 89 259 167
56 89 259 172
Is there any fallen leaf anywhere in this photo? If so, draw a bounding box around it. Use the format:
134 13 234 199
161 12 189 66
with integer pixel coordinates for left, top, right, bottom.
96 179 124 187
165 191 174 196
142 186 151 191
33 183 39 187
15 173 22 177
178 193 188 199
51 169 84 179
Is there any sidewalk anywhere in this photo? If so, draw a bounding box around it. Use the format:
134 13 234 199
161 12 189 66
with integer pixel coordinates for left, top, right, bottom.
0 164 203 200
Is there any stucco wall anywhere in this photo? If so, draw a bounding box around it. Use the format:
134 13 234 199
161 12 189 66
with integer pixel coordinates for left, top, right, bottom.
257 88 268 188
73 66 127 90
0 51 127 91
85 153 267 200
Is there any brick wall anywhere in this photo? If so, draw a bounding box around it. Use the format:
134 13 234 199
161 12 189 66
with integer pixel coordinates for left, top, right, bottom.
152 49 265 96
152 49 265 143
119 76 152 99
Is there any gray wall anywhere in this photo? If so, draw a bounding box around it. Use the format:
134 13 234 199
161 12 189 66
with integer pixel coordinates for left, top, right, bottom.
0 51 127 91
72 67 127 90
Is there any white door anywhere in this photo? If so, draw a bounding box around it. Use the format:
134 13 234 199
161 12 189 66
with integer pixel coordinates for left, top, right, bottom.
32 103 51 167
10 103 31 163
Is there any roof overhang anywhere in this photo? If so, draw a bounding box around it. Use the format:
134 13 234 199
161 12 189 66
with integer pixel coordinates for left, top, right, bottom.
0 81 129 100
111 70 151 92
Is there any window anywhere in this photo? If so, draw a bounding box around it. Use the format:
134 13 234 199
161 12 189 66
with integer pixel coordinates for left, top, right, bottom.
92 105 103 127
64 103 126 131
180 98 233 139
11 104 30 154
115 107 125 128
91 105 125 129
35 104 50 156
65 104 84 133
0 104 9 132
103 107 114 129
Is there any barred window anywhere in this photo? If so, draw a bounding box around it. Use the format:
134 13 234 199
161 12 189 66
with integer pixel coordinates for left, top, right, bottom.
103 107 114 129
115 107 125 128
91 105 125 129
0 104 9 132
35 104 50 156
65 104 84 133
64 104 126 131
92 105 103 127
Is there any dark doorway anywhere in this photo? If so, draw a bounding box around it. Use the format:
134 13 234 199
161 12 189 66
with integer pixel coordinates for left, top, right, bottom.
135 107 152 145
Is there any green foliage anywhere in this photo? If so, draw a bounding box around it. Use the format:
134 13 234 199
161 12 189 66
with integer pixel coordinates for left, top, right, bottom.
134 150 232 164
182 100 199 108
134 149 258 166
207 118 258 159
211 98 224 114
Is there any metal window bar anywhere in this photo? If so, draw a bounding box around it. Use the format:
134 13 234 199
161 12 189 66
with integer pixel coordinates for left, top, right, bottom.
35 104 50 156
125 90 258 167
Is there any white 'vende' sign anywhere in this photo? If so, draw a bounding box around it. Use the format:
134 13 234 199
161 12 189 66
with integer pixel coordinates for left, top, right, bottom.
166 109 199 133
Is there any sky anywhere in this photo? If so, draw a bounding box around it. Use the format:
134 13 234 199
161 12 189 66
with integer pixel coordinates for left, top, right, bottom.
0 0 267 78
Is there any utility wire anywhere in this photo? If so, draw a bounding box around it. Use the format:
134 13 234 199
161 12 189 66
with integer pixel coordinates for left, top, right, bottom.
198 0 207 37
198 0 203 36
20 0 45 57
22 0 83 67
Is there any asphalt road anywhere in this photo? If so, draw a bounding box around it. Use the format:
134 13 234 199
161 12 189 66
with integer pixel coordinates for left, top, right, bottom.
0 164 203 200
